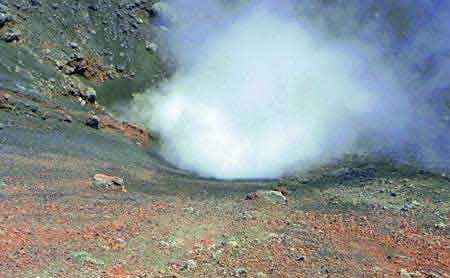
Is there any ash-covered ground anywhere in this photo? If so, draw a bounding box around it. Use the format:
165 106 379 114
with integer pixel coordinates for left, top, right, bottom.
0 1 449 277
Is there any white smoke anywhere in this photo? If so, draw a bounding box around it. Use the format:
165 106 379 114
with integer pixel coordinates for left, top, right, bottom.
125 0 448 179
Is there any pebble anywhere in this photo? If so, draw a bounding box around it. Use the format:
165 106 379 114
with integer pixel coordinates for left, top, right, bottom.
63 115 73 123
181 259 197 271
115 237 127 247
64 66 76 75
68 42 79 49
223 237 239 247
182 207 195 214
55 60 64 69
88 4 100 11
145 41 158 52
297 255 306 262
434 222 447 229
116 64 126 72
41 111 51 120
235 267 247 276
400 206 409 212
70 52 85 61
30 0 41 7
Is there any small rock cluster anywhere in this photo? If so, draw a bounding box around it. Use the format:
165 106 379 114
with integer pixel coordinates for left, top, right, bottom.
67 85 97 104
0 4 19 43
1 31 21 42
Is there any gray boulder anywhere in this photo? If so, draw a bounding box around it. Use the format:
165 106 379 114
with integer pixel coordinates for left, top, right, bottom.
85 115 100 129
246 190 287 205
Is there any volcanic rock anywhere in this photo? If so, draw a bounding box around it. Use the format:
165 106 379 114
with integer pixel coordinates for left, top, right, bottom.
62 115 73 123
0 13 13 27
88 4 100 12
1 32 21 43
84 87 97 103
0 4 13 27
30 0 41 7
92 173 125 191
297 255 306 261
85 115 100 129
145 41 158 52
235 267 248 276
246 190 287 204
273 185 289 196
68 42 79 49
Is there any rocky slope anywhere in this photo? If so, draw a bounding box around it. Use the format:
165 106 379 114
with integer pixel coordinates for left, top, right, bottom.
0 1 449 277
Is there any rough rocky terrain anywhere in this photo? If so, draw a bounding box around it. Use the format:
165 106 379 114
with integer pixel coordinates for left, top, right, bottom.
0 1 449 277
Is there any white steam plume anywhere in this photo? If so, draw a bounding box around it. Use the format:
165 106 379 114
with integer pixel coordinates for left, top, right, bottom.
125 0 449 179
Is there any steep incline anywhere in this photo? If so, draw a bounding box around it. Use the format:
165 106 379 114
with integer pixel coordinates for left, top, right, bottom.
0 0 189 190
